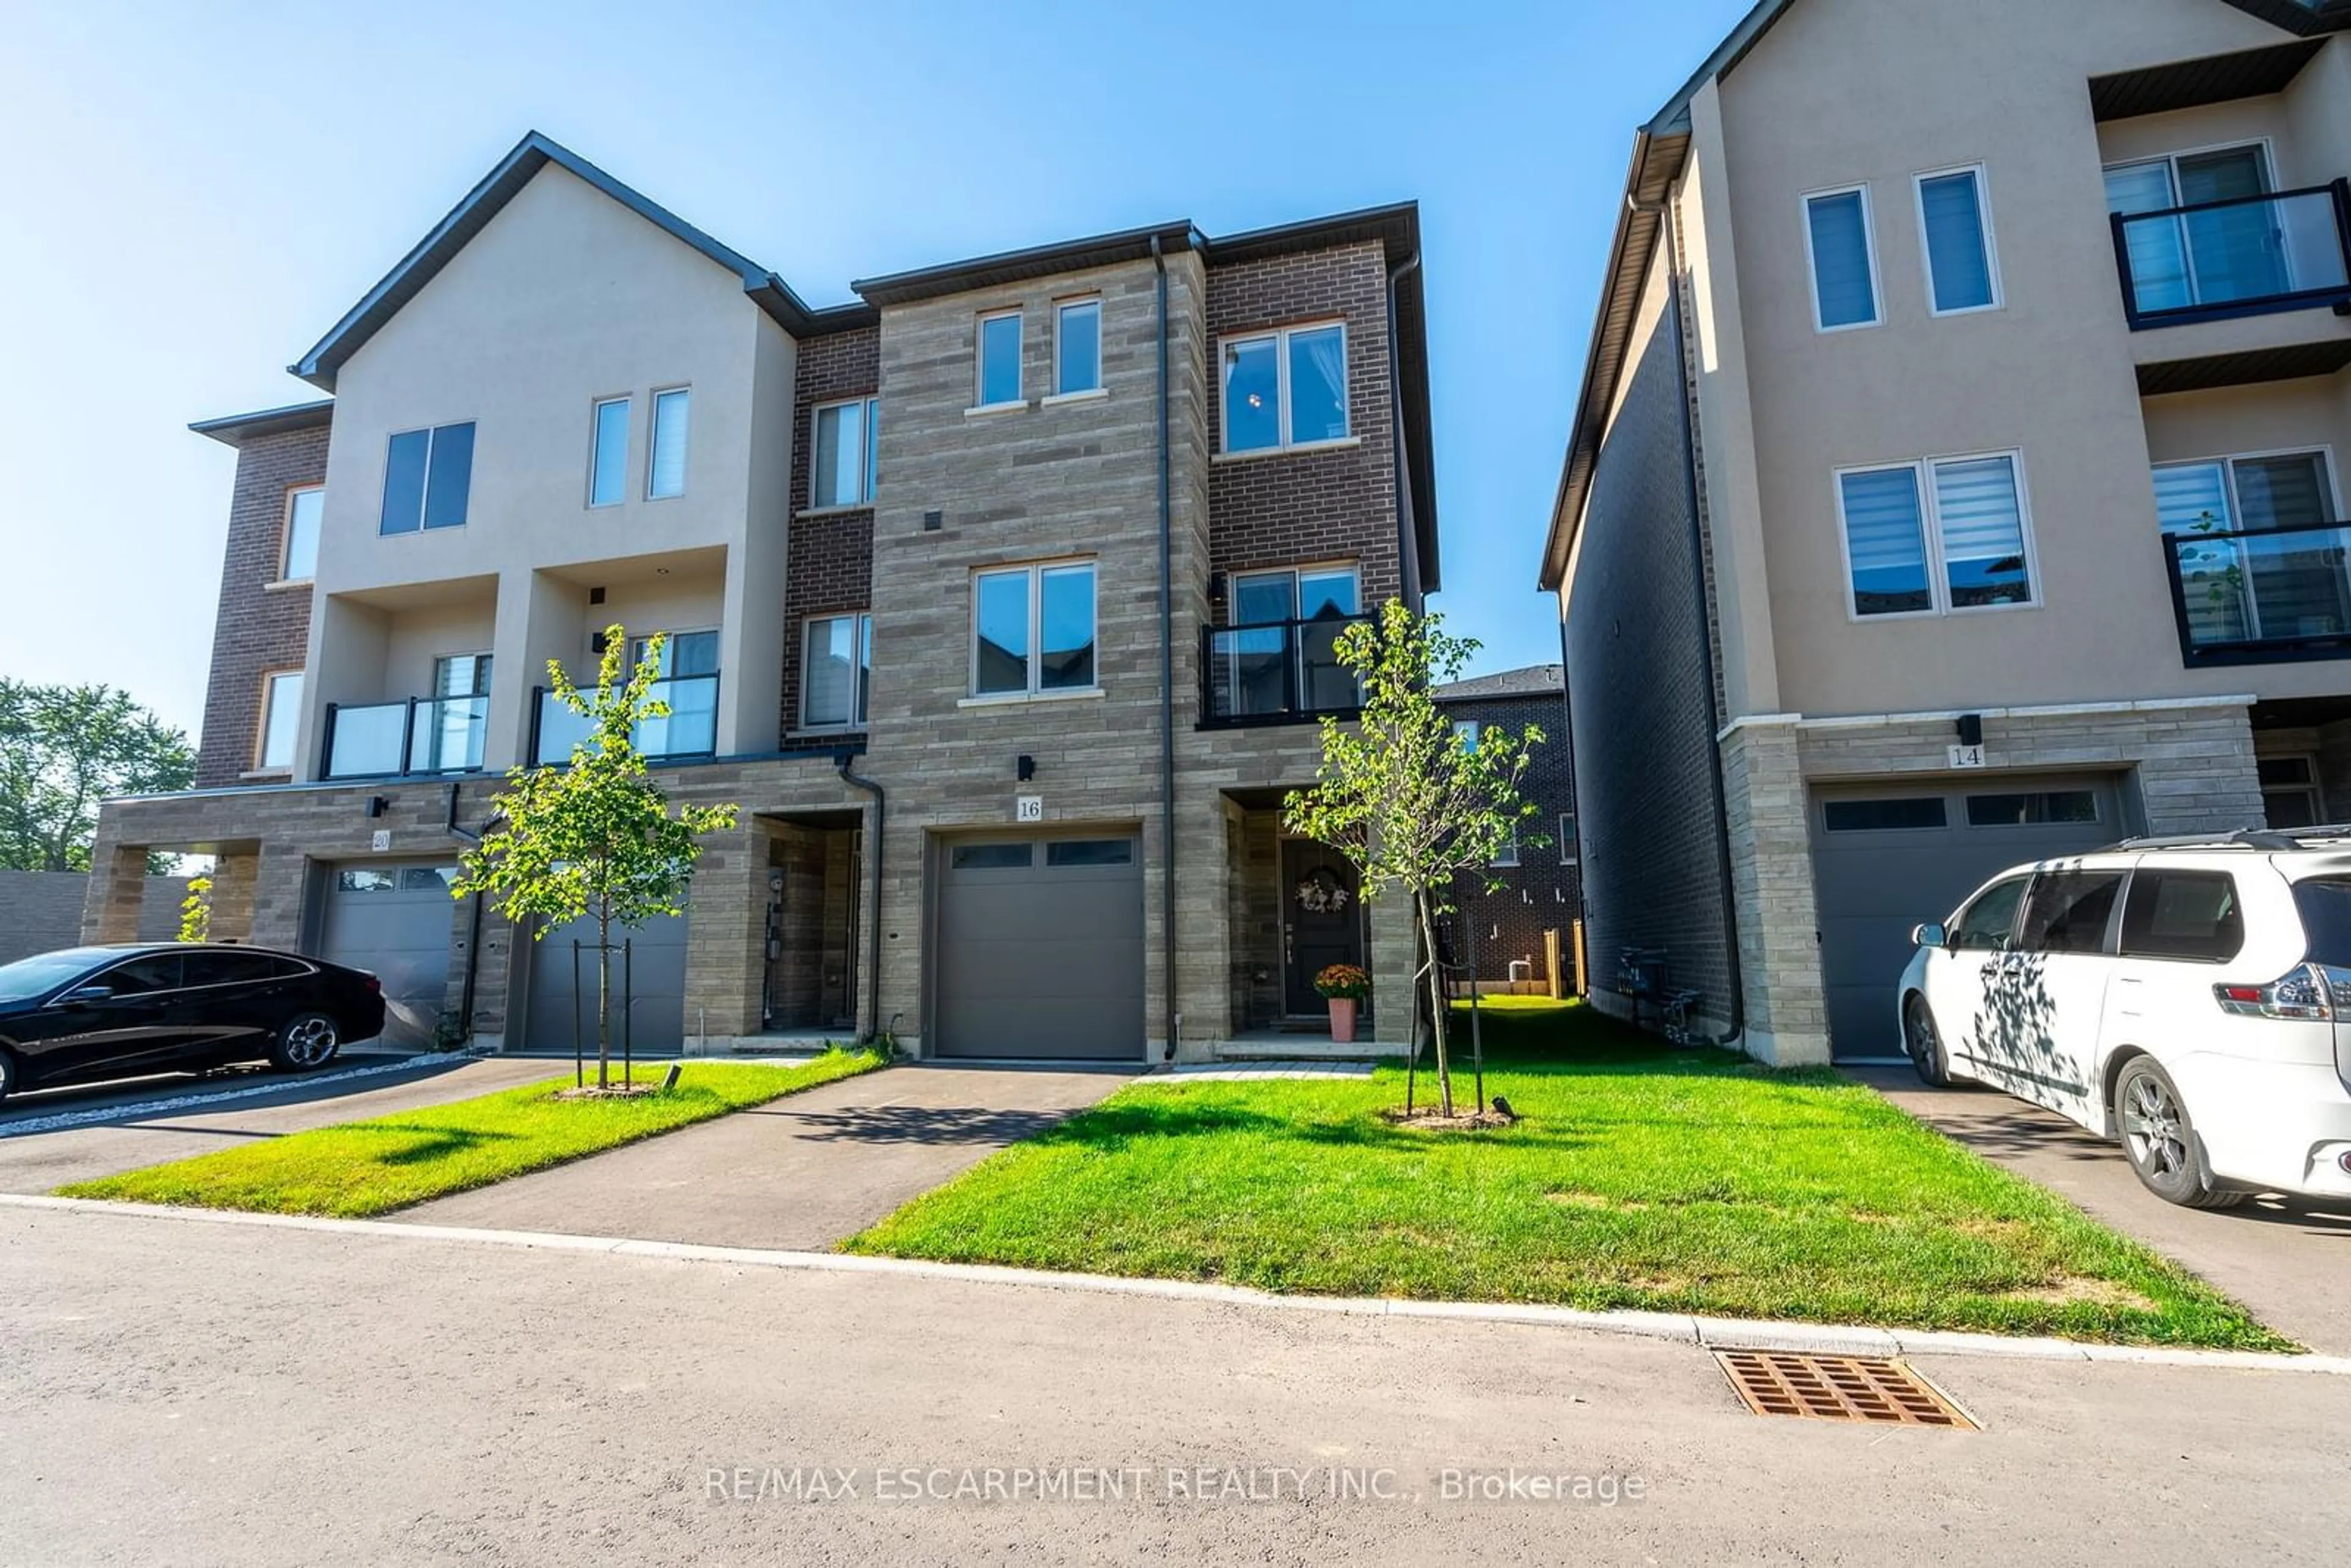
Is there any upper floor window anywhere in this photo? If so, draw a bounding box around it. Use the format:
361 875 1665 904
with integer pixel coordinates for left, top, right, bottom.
648 388 689 499
1559 812 1578 865
1837 451 2035 618
1453 719 1480 751
1803 186 1881 331
813 397 880 508
1055 299 1101 396
977 310 1023 408
1231 564 1358 626
2104 144 2305 319
1916 166 2001 315
1491 822 1520 869
380 422 474 535
282 486 323 580
973 560 1097 697
258 670 303 771
803 612 873 729
589 397 629 507
1221 323 1349 454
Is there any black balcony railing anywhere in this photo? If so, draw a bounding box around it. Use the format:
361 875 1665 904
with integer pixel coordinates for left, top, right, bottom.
530 672 721 765
2112 180 2351 329
320 694 490 780
1200 615 1368 727
2162 518 2351 666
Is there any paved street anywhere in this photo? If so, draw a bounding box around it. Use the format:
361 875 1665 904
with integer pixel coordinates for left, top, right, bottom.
1859 1068 2351 1354
396 1063 1128 1248
4 1203 2346 1566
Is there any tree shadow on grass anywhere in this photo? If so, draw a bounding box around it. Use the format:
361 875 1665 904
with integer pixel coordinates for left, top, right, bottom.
342 1123 527 1168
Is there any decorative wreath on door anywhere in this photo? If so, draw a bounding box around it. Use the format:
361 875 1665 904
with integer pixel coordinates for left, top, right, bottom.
1295 869 1351 914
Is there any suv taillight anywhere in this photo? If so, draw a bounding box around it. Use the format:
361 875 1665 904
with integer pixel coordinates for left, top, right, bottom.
2215 963 2333 1021
364 974 382 994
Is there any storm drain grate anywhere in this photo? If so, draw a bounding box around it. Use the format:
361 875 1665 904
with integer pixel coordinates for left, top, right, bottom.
1715 1350 1975 1428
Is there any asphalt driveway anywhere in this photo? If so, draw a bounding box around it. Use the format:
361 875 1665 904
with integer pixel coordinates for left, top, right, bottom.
0 1052 566 1194
1858 1068 2351 1354
394 1062 1127 1249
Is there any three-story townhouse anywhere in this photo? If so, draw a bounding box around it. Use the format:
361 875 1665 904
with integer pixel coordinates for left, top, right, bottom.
1543 0 2351 1065
86 132 1439 1064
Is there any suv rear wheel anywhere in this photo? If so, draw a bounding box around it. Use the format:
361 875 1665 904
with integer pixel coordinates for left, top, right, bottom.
2115 1057 2241 1209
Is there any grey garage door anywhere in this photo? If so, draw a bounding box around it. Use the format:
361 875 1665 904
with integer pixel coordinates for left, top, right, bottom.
320 863 462 1047
937 835 1145 1061
523 911 688 1055
1812 776 2121 1061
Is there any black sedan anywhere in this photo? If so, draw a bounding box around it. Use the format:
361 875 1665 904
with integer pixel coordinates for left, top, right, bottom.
0 944 387 1102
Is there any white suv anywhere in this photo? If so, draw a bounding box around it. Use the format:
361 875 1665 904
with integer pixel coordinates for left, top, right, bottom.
1897 831 2351 1209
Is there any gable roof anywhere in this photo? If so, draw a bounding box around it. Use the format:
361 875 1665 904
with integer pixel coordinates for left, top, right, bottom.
1538 0 2349 591
290 132 872 391
1433 664 1564 703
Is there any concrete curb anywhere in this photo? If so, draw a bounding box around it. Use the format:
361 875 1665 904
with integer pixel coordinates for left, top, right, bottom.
5 1193 2341 1376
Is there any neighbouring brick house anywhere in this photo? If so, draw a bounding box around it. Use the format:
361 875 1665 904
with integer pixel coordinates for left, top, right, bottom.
1431 665 1579 993
87 131 1439 1061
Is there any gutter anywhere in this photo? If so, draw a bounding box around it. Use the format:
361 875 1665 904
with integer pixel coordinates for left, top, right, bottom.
1627 189 1744 1045
1150 235 1179 1063
835 751 887 1048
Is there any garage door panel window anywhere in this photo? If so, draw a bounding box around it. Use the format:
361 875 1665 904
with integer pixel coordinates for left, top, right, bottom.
1839 452 2035 619
1966 791 2099 827
1823 797 1949 833
1952 876 2031 951
1046 839 1133 868
2120 870 2244 962
951 843 1034 871
2019 872 2124 955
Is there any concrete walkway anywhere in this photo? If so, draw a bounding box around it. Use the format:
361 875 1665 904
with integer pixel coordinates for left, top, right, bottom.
394 1062 1127 1248
1856 1068 2351 1354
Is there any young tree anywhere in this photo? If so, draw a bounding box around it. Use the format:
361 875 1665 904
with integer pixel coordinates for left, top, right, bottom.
1284 601 1545 1119
453 627 737 1089
0 681 195 873
178 876 214 943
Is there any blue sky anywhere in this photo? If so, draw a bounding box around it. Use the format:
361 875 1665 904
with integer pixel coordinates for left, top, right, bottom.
0 0 1753 737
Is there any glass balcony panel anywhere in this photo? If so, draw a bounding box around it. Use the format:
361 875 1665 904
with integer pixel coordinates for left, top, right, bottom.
324 702 408 778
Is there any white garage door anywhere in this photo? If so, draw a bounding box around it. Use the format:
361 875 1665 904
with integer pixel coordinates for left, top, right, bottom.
1811 778 2122 1061
319 863 462 1048
523 912 688 1055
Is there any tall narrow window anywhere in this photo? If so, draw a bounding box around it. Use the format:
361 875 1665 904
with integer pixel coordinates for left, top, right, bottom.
802 613 873 728
972 561 1097 696
258 671 303 770
282 486 323 580
648 388 689 499
1804 187 1881 331
813 397 879 508
1839 452 2035 618
380 422 474 535
977 311 1023 407
1055 299 1101 396
1220 323 1349 454
1917 167 2000 315
589 397 629 507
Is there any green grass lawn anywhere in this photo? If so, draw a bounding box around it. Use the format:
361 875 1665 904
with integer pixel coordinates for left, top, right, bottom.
58 1050 885 1219
847 1003 2284 1350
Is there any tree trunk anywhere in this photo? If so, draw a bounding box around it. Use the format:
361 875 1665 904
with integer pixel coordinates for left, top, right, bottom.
1415 893 1453 1118
595 902 612 1091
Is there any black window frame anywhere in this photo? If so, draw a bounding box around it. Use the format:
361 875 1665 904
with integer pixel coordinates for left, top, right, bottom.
2117 868 2245 964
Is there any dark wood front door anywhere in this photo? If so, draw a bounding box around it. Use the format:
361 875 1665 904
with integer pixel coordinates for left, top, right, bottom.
1281 839 1365 1017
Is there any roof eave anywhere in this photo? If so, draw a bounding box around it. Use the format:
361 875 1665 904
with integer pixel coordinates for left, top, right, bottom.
189 398 335 448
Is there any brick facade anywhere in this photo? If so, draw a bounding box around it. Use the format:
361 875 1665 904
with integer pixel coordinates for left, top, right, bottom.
194 422 329 787
1434 680 1580 989
780 324 880 740
1205 241 1404 610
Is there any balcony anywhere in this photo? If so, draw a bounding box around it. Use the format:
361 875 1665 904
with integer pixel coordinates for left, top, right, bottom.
2162 519 2351 666
2112 181 2351 331
1200 615 1367 728
321 696 490 779
530 673 721 765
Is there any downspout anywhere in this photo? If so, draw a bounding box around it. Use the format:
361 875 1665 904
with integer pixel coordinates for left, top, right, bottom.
836 749 887 1049
1629 189 1745 1043
1150 234 1179 1063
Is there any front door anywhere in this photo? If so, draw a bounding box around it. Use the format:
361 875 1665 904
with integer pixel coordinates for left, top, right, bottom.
1281 839 1363 1018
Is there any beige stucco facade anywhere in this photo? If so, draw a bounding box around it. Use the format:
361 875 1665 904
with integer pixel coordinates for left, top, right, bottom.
1552 0 2351 1065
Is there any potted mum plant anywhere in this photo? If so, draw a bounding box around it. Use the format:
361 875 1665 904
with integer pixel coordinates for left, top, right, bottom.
1314 963 1371 1045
